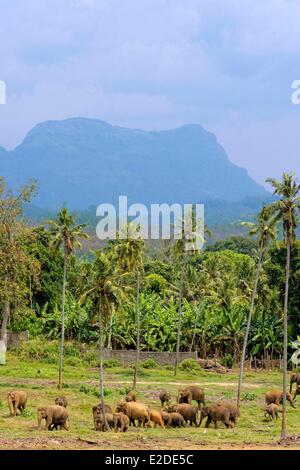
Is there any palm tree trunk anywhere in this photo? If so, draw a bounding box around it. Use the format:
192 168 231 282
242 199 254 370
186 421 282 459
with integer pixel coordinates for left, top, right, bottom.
29 275 33 310
58 247 67 390
281 238 291 440
189 304 201 353
0 301 10 365
132 270 140 391
107 312 113 350
237 248 264 407
99 304 109 431
174 261 185 376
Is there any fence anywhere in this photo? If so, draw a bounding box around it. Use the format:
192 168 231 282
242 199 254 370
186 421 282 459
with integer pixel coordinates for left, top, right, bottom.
103 349 197 366
7 331 29 349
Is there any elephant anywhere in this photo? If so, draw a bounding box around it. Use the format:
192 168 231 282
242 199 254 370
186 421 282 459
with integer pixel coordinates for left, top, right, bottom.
113 412 130 432
92 404 113 430
95 412 115 432
290 373 300 393
166 403 198 427
55 396 68 408
149 409 165 428
116 401 150 427
178 386 205 410
264 404 278 420
37 405 69 430
293 385 300 402
159 390 171 407
200 404 233 429
161 411 185 428
265 390 295 408
7 391 28 416
125 391 136 402
220 401 239 425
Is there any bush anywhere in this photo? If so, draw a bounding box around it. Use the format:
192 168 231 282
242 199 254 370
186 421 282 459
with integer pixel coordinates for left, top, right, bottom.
141 359 159 369
84 350 99 366
65 356 84 367
103 359 122 368
220 354 233 369
179 358 201 373
79 385 112 398
242 392 257 401
119 386 132 395
19 338 59 363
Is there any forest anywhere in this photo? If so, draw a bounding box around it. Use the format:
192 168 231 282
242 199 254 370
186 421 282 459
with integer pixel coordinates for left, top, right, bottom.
0 175 299 363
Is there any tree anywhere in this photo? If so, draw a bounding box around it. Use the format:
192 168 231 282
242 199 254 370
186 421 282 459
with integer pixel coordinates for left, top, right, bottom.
237 205 277 407
81 250 125 429
172 215 209 376
48 208 89 389
114 224 145 390
267 173 300 439
0 178 39 364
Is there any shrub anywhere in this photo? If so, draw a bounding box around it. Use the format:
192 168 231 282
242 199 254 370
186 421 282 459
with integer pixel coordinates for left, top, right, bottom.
21 409 33 418
179 358 201 373
242 392 257 401
65 356 84 367
141 359 159 369
103 359 122 368
79 385 112 398
119 386 132 395
220 354 234 369
84 350 99 366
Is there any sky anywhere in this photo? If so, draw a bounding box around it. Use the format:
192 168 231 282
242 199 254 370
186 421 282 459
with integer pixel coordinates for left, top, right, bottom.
0 0 300 187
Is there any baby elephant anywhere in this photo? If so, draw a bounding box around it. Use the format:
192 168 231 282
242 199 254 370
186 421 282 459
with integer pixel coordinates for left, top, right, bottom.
55 396 68 408
200 404 233 429
37 405 69 430
264 404 278 421
167 403 198 427
92 404 113 431
159 390 171 407
7 391 28 416
265 390 295 408
95 412 115 432
161 411 185 428
113 412 130 432
125 390 136 402
149 409 165 428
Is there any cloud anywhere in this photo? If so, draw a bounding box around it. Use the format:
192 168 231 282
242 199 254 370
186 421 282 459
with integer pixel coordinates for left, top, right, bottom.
0 0 300 183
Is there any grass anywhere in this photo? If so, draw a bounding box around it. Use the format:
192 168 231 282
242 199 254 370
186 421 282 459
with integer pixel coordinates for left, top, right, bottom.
0 349 299 450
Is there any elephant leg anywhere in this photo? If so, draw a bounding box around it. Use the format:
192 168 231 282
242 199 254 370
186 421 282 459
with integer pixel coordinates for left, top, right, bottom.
14 399 19 416
205 417 211 428
8 399 13 416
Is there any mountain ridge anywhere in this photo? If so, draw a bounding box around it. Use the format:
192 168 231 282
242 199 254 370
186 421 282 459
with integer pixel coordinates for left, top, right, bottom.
0 117 268 210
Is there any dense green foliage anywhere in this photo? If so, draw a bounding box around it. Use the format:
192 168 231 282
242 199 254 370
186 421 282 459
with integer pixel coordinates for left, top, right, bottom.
1 176 300 366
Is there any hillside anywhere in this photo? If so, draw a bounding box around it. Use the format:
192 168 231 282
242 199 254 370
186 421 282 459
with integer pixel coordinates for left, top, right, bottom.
0 118 268 211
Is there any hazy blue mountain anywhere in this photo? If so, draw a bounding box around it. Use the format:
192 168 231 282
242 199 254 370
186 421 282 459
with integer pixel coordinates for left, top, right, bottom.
0 118 268 210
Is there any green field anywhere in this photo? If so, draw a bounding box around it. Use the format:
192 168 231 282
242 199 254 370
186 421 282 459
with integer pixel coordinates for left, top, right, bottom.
0 351 299 450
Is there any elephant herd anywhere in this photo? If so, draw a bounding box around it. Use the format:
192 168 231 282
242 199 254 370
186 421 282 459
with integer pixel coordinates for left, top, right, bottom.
5 373 300 432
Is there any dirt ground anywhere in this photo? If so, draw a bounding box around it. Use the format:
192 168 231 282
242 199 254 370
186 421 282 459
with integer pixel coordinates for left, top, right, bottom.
1 436 300 451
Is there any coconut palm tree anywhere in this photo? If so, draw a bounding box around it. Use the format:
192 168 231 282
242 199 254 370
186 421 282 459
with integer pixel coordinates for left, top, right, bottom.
237 205 277 407
48 208 89 389
266 173 300 439
114 224 145 390
81 250 126 430
173 215 210 376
